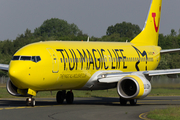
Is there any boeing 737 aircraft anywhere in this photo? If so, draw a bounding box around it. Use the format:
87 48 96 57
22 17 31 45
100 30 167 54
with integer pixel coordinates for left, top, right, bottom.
1 0 180 106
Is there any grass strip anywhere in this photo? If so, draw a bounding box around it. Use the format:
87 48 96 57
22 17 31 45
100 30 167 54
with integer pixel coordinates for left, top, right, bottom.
150 88 180 96
147 107 180 120
1 87 180 98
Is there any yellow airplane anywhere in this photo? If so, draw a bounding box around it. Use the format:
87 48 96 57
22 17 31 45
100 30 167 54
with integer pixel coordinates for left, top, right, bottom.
1 0 180 106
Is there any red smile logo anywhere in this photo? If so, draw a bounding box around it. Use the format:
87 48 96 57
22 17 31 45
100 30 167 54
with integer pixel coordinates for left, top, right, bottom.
152 6 161 33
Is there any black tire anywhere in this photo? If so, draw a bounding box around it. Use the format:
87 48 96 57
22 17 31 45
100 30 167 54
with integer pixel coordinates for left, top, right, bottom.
56 91 65 104
120 97 127 105
26 98 35 106
66 91 74 104
26 98 30 106
130 99 137 106
31 98 35 107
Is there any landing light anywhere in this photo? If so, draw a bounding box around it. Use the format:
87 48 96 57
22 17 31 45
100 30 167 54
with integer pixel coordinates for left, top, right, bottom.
101 74 106 78
28 98 32 102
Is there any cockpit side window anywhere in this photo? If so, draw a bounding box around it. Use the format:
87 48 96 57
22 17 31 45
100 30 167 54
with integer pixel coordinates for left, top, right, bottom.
12 56 20 60
36 56 41 62
31 56 41 62
32 56 36 62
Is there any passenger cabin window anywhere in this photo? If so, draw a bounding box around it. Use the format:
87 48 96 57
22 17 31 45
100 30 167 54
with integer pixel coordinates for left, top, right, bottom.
12 56 41 63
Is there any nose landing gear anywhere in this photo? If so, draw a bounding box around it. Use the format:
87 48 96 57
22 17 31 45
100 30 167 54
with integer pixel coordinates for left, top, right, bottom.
56 90 74 104
26 96 35 107
25 90 74 106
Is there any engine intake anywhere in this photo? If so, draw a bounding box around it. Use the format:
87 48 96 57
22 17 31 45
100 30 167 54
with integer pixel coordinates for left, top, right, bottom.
117 74 151 99
6 78 29 97
120 79 138 97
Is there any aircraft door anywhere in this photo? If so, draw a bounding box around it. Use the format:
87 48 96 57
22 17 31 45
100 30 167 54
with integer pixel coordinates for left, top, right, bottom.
47 48 59 73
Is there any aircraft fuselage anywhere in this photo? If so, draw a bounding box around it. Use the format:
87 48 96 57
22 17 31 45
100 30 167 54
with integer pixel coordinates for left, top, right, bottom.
8 41 161 91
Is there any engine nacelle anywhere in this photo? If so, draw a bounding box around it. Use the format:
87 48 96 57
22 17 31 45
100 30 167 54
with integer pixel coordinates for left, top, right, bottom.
117 74 151 99
6 78 29 97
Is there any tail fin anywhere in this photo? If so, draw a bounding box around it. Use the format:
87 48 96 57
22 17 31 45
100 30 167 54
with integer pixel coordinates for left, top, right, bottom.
131 0 162 46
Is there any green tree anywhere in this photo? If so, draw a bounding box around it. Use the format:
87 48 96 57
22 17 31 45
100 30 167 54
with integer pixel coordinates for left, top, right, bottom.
34 18 81 37
13 29 34 52
157 54 172 69
106 21 141 39
171 29 177 36
101 33 131 42
1 40 14 55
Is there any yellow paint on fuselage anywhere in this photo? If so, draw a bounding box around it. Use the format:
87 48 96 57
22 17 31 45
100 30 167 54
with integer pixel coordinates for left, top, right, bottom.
9 41 161 91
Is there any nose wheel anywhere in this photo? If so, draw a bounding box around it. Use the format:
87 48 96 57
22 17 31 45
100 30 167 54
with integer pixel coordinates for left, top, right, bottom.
56 90 74 104
26 97 35 107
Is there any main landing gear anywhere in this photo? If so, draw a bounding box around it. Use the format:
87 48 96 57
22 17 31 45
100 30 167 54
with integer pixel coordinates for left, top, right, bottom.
26 96 35 107
56 90 74 104
120 97 137 106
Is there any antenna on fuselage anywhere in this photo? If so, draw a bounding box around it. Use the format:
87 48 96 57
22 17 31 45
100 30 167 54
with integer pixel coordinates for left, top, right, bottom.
87 37 89 42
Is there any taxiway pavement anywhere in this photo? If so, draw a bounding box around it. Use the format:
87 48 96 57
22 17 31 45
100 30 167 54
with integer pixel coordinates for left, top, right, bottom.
0 96 180 120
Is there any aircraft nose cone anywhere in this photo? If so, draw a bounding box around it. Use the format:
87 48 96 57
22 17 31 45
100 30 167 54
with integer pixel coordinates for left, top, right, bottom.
9 64 19 80
8 61 28 88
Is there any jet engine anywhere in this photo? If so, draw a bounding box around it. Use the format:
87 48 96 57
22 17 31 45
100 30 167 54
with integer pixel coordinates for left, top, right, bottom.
6 78 29 97
117 74 151 99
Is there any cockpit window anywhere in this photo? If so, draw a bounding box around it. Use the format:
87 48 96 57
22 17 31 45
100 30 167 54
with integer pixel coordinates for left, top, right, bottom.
31 56 41 62
12 56 20 60
32 56 36 62
36 56 41 62
20 56 31 60
12 56 41 63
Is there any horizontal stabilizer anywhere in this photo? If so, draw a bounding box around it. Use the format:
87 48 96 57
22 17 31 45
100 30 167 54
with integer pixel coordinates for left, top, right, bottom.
160 48 180 54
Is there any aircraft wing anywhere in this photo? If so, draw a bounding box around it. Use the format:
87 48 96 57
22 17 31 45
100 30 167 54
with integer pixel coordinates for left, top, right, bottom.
160 48 180 54
97 69 180 83
0 64 9 71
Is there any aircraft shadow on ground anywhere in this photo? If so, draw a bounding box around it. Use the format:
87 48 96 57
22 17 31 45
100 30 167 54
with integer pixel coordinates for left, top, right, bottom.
0 97 180 107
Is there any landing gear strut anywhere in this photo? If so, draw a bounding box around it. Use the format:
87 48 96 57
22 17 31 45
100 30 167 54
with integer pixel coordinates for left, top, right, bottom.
129 99 137 105
26 96 35 107
120 97 127 105
56 90 74 104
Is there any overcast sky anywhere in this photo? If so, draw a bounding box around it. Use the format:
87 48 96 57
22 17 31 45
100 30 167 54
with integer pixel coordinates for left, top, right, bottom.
0 0 180 40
